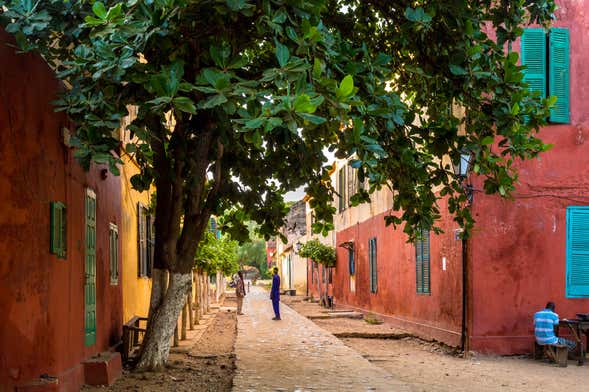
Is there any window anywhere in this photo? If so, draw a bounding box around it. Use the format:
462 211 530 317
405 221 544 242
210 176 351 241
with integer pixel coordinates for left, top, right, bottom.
566 207 589 297
348 248 355 275
369 237 377 293
415 230 431 294
521 28 570 123
138 203 154 277
50 201 67 259
109 223 119 285
338 167 346 212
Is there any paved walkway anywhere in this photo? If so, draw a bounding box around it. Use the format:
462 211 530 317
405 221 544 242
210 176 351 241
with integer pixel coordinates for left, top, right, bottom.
232 286 411 392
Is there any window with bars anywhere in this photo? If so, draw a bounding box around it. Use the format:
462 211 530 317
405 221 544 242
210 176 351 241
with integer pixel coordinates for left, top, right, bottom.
138 203 154 277
521 28 570 123
369 237 377 293
109 223 119 285
415 230 431 294
50 201 67 259
566 206 589 298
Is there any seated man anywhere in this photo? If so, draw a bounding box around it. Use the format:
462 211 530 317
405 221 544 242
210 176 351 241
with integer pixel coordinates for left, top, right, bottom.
534 301 576 351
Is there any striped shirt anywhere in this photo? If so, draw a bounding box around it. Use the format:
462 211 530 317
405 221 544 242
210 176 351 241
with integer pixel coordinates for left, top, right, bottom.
534 308 559 345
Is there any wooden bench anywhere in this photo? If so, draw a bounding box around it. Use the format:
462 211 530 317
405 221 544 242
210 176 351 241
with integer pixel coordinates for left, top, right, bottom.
122 316 148 363
534 341 568 367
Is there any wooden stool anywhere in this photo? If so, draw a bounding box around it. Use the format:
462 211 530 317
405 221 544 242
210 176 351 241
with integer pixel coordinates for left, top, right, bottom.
534 341 568 367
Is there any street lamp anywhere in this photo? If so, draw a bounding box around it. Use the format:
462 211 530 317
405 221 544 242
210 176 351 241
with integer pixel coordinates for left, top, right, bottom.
452 148 473 356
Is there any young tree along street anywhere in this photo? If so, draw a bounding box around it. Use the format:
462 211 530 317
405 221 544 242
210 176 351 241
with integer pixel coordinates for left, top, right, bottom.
0 0 555 371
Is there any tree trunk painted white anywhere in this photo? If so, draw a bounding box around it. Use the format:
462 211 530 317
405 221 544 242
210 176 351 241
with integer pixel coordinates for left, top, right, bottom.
187 290 194 329
136 272 191 370
194 272 201 323
148 268 169 320
215 271 221 302
206 274 211 313
181 297 187 340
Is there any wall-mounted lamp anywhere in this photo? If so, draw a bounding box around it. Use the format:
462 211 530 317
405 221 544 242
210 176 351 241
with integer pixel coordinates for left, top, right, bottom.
452 149 473 205
294 241 302 255
338 240 354 250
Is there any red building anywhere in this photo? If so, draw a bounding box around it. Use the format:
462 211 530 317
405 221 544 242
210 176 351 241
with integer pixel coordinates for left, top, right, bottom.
321 0 589 355
0 29 123 390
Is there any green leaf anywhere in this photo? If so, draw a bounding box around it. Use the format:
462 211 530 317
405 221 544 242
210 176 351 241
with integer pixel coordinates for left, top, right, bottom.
92 2 107 19
198 94 227 109
275 40 290 68
481 136 494 145
449 64 467 76
313 58 322 78
173 97 197 114
293 94 318 113
336 75 354 100
244 118 264 129
297 113 326 125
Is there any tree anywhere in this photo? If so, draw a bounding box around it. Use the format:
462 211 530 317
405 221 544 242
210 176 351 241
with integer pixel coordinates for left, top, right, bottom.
237 240 269 278
299 239 335 306
1 0 555 369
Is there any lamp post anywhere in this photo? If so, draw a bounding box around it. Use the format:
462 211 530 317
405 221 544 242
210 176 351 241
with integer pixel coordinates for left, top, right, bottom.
453 149 473 355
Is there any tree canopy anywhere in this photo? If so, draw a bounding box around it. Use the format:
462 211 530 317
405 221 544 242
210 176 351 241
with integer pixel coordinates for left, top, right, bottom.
195 231 239 276
299 239 336 267
0 0 556 369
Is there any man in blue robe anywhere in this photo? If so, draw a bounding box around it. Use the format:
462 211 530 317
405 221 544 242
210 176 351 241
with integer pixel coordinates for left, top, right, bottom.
270 267 281 320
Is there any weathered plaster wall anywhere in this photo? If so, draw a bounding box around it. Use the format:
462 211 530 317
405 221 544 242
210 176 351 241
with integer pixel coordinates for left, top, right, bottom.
0 29 122 390
334 198 463 346
469 0 589 354
119 113 153 323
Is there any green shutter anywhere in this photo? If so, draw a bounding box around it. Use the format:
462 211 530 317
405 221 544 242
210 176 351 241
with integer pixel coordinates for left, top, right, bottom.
566 207 589 298
85 189 97 346
50 202 66 259
521 28 547 98
109 223 118 285
549 28 570 123
138 203 146 277
416 230 431 294
369 238 377 293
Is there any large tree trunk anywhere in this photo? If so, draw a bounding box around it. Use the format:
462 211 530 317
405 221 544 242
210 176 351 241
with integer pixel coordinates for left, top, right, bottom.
136 272 192 370
148 268 169 320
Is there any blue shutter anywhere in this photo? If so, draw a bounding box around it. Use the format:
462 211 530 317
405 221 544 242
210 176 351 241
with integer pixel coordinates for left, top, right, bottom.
415 230 430 294
369 238 377 293
521 28 547 98
549 28 570 123
566 207 589 298
348 248 355 275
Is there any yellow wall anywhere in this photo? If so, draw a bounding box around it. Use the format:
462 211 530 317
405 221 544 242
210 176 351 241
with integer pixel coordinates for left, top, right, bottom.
120 107 153 322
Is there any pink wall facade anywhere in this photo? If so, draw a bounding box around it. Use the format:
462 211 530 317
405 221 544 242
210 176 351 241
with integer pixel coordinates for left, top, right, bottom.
468 0 589 354
333 200 463 346
0 29 123 390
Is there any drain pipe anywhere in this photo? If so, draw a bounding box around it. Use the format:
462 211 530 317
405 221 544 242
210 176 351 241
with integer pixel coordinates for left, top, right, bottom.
461 237 468 354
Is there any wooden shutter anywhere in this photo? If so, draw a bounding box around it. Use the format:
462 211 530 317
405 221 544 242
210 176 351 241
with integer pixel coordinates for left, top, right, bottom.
416 230 431 294
549 28 570 123
347 164 354 207
109 223 119 284
84 189 97 346
138 203 146 277
147 215 154 277
338 169 345 212
348 248 355 275
369 238 377 293
566 207 589 297
50 202 67 259
521 28 547 98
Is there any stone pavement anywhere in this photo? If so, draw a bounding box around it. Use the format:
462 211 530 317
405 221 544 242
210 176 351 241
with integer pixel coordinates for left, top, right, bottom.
232 286 411 392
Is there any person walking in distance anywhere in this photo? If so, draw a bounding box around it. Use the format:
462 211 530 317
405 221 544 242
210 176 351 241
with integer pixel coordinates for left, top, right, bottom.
236 271 246 315
270 267 281 320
